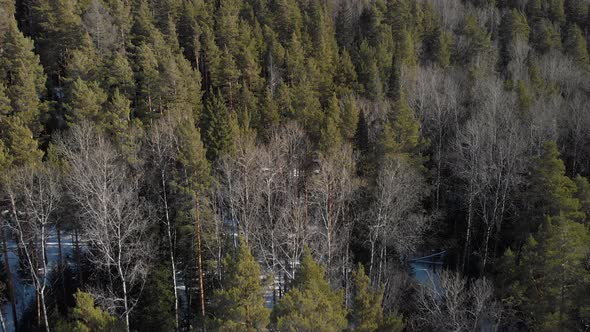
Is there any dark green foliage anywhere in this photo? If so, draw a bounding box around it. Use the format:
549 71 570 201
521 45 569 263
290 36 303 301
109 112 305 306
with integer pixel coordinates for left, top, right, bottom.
529 141 582 222
564 24 589 67
351 264 403 332
501 214 590 330
132 265 176 331
273 248 347 332
200 91 236 161
211 237 270 331
56 290 122 332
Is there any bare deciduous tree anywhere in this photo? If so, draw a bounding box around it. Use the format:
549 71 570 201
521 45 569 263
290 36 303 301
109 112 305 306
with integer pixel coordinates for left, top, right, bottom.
414 66 462 208
453 77 526 273
414 270 502 332
58 123 152 332
367 157 429 285
144 115 180 330
6 164 61 332
308 143 355 285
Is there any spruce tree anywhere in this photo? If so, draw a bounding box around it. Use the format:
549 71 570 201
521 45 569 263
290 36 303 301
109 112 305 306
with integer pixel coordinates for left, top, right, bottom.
273 247 347 332
211 237 270 331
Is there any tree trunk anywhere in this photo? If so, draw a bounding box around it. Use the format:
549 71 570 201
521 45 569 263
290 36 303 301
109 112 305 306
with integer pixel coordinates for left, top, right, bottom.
40 225 49 332
0 302 6 332
40 290 50 332
118 264 130 332
162 173 179 331
195 200 206 319
56 223 66 305
462 183 475 273
74 229 82 283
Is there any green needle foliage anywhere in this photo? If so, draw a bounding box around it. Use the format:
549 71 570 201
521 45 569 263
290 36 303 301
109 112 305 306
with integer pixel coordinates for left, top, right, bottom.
211 237 270 331
274 247 347 332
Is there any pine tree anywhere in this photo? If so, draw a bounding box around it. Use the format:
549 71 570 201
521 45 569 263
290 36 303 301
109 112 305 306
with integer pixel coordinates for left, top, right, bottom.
104 88 131 141
434 29 452 69
2 118 42 167
292 81 323 142
391 91 421 157
200 91 236 161
529 141 582 222
215 48 240 110
0 18 46 134
460 15 493 67
531 19 561 54
357 40 383 100
351 264 384 332
564 24 589 68
101 51 135 98
574 175 590 224
254 88 280 142
285 32 306 85
515 79 532 117
215 0 241 53
548 0 566 25
211 237 270 331
33 0 89 80
501 214 590 330
135 42 160 119
130 0 159 46
132 265 176 331
55 290 121 332
319 93 342 154
200 25 222 92
334 50 358 95
273 247 347 332
270 0 302 43
65 78 107 127
173 115 211 324
339 95 359 141
499 10 530 67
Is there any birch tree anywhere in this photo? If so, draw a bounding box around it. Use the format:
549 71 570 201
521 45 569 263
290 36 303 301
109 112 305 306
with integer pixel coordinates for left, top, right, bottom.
5 164 61 332
58 123 152 332
367 157 429 285
144 116 180 330
308 143 355 285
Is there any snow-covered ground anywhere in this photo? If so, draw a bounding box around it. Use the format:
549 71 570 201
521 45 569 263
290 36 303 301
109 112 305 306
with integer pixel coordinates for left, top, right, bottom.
1 228 75 332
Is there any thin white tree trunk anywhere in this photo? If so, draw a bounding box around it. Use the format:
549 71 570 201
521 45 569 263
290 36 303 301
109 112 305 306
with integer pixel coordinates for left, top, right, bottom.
161 172 179 331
